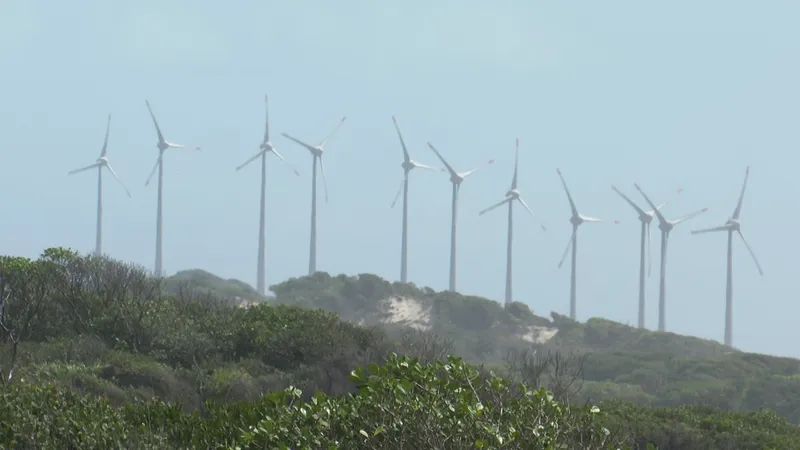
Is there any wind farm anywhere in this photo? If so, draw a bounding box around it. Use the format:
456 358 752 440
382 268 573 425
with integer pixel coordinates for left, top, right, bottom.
48 93 768 349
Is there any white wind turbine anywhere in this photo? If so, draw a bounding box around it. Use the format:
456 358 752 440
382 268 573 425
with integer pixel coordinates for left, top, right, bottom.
556 169 619 320
236 95 300 296
427 142 494 292
479 139 546 305
690 166 763 348
611 186 682 329
144 100 201 277
390 116 436 283
68 114 131 257
635 183 707 332
282 116 347 275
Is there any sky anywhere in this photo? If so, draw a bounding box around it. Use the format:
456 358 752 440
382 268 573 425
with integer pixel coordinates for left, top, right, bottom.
2 1 799 357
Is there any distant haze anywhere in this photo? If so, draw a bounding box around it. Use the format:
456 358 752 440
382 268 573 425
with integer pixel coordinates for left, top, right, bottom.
1 1 798 357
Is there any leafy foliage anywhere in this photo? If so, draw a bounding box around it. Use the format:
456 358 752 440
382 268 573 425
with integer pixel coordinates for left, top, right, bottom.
0 249 800 449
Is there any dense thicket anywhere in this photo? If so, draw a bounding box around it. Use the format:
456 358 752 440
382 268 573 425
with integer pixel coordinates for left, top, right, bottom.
0 249 799 449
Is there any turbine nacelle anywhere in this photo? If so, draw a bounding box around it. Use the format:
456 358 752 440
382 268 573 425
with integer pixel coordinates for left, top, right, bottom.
725 218 741 231
260 141 274 151
505 188 520 199
450 173 465 185
97 156 109 165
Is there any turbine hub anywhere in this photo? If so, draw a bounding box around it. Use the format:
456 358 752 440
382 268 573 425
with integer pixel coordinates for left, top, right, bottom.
506 189 520 199
451 174 463 185
157 141 169 151
570 215 583 226
402 160 415 171
659 222 674 233
97 156 108 164
260 141 273 151
726 218 741 230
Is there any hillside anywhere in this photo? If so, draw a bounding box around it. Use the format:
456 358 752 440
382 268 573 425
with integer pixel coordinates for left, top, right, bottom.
1 250 799 448
262 272 800 422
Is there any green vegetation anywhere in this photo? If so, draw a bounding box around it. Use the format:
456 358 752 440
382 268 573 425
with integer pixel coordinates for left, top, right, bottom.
0 248 799 448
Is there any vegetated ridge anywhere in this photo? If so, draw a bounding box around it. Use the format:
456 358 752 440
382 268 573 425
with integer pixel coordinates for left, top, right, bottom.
0 249 799 449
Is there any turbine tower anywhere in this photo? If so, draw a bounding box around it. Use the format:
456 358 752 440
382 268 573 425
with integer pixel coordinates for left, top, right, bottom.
390 116 435 283
556 169 619 320
144 100 201 277
236 95 300 296
282 116 347 275
478 139 545 305
635 183 707 332
68 114 131 257
427 142 494 292
690 166 763 348
611 186 682 329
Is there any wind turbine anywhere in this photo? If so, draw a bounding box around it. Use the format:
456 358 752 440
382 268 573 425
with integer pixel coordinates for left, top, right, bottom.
68 114 131 257
236 95 300 296
635 183 707 332
390 116 436 283
611 186 682 329
556 169 619 320
427 142 494 292
478 139 545 305
690 167 763 348
144 100 201 277
282 116 347 275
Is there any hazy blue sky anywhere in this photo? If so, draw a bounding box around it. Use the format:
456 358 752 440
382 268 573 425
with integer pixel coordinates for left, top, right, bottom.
2 1 798 357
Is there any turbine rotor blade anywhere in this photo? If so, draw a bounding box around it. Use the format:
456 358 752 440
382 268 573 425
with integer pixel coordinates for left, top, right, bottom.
270 148 300 176
426 142 457 177
510 138 519 190
282 133 318 154
558 228 576 269
236 151 264 171
611 185 647 216
478 197 512 216
318 116 347 149
264 95 270 143
671 207 708 226
105 164 131 197
737 229 764 276
318 156 329 203
100 114 111 157
145 156 162 187
145 100 166 144
390 179 403 208
557 169 579 218
732 166 750 220
690 225 729 235
460 159 495 179
652 187 683 212
412 162 436 170
68 162 101 175
391 116 411 162
518 197 547 231
634 183 668 225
